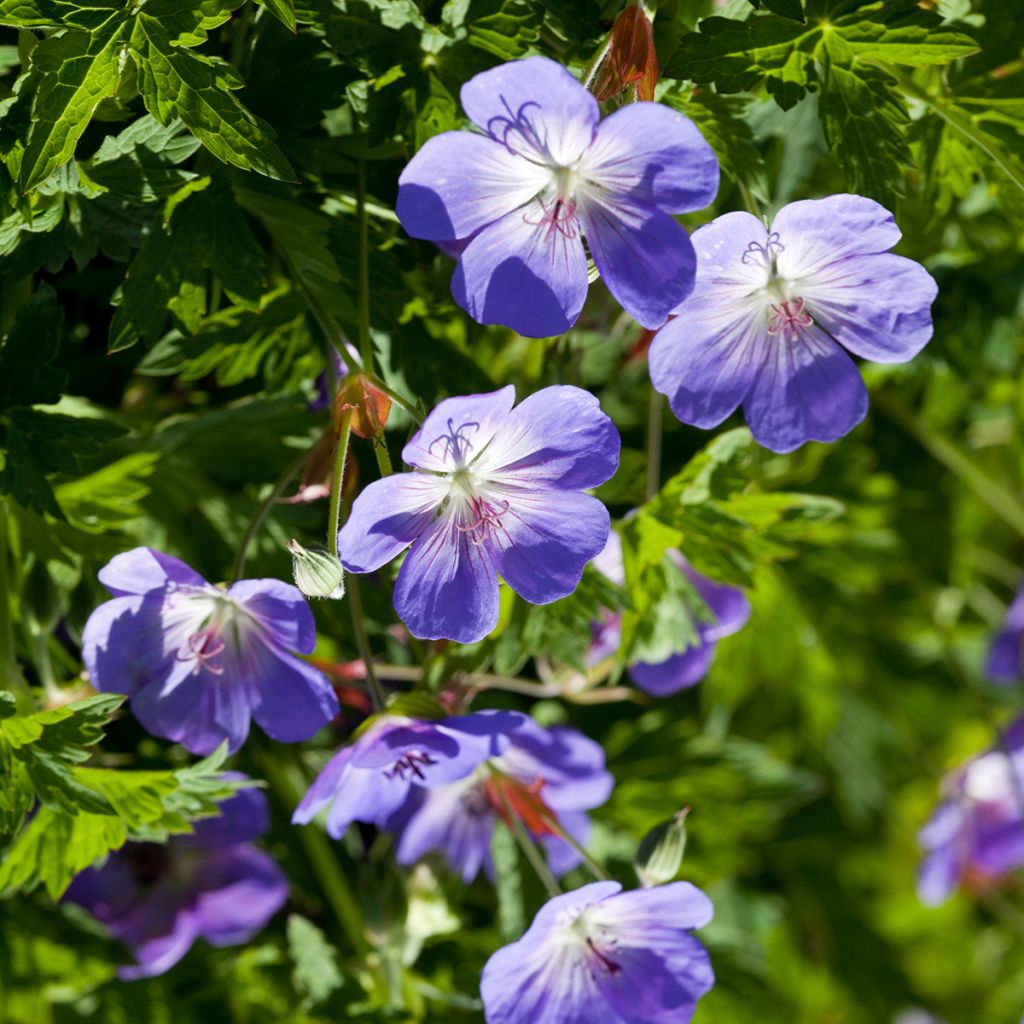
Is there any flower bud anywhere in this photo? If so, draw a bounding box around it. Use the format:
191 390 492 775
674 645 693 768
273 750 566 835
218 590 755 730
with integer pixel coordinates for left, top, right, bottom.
288 539 345 600
335 373 392 440
634 807 689 888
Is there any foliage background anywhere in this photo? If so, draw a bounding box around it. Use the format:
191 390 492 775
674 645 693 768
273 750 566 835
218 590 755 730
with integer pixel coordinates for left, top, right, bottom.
1 0 1023 1021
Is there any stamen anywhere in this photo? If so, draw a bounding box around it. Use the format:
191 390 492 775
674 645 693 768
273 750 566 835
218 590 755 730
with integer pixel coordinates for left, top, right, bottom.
523 195 579 240
584 936 622 976
176 628 226 676
767 296 813 336
741 231 784 267
486 97 549 161
455 496 510 544
385 751 438 781
428 418 479 466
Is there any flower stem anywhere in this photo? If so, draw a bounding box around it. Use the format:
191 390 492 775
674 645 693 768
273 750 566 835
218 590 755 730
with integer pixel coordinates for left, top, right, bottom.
231 448 309 582
345 571 387 712
491 779 562 900
645 385 662 501
256 744 370 956
537 809 610 882
327 408 353 560
0 500 31 711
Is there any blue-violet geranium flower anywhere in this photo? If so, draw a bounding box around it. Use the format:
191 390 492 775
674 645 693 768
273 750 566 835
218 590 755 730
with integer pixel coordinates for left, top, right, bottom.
82 547 339 755
396 55 719 338
387 716 613 882
338 384 620 644
480 880 715 1024
649 194 938 453
64 782 287 980
918 717 1024 906
291 710 526 835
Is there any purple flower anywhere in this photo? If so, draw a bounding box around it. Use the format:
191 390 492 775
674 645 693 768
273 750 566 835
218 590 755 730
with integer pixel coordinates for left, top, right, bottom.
918 719 1024 906
82 547 339 755
339 385 620 644
587 532 750 695
480 880 714 1024
396 56 719 338
387 717 613 882
649 194 938 453
987 584 1024 684
64 783 287 980
292 710 526 835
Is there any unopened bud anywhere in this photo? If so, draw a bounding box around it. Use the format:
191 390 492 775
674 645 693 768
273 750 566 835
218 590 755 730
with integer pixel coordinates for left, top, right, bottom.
289 539 345 600
590 4 659 103
335 373 392 440
634 807 689 888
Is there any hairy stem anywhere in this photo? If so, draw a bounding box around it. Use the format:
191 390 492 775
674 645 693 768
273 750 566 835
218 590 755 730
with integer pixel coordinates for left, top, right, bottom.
492 777 563 900
328 408 354 560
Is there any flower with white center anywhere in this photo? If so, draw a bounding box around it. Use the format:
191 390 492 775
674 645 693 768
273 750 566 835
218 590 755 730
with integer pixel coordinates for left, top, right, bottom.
918 718 1024 905
338 384 620 644
480 880 715 1024
649 194 938 453
82 547 339 754
396 56 719 338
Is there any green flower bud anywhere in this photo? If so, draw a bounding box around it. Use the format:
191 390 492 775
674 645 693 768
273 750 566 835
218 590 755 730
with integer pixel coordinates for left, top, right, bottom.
634 807 689 888
289 539 345 600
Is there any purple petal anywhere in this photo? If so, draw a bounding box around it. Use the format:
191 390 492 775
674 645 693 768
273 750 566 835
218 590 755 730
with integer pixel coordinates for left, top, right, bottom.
582 102 719 214
600 940 712 1024
131 673 254 755
191 846 288 946
648 302 764 430
773 193 903 278
227 578 316 653
473 385 620 490
397 131 548 242
605 879 714 931
683 562 751 641
452 201 588 337
393 511 501 643
292 747 355 825
579 199 697 330
494 490 610 605
630 643 715 696
804 252 937 363
248 643 338 744
401 386 516 473
743 325 868 453
82 594 173 697
324 768 413 836
540 809 591 877
339 473 448 573
459 56 598 167
118 911 200 981
98 546 207 597
190 784 270 848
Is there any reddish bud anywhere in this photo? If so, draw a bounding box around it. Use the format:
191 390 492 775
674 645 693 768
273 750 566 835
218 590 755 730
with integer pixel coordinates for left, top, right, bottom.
590 4 659 104
485 773 560 838
335 373 392 440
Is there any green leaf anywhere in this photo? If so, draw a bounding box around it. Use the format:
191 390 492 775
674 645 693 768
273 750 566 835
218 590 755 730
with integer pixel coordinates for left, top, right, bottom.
464 0 542 60
18 12 130 192
753 0 803 21
54 451 159 532
0 285 65 413
0 0 123 30
288 915 345 1010
258 0 297 32
130 14 294 182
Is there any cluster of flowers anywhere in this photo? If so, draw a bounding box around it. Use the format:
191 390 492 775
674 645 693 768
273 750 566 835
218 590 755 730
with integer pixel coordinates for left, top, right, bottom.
69 51 955 1023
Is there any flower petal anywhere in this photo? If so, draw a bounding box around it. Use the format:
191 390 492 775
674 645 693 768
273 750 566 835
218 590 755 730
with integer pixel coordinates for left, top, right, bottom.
803 252 937 363
682 562 751 641
402 386 516 473
630 643 714 696
292 747 354 825
683 210 774 301
82 594 174 696
396 131 549 242
493 490 610 605
249 644 338 744
227 578 317 652
743 326 868 453
192 846 289 946
452 201 589 337
393 510 501 643
648 301 765 430
339 473 448 573
460 56 598 167
579 199 698 329
473 384 620 490
98 546 207 597
773 193 903 280
131 673 254 755
118 909 200 981
582 101 719 214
